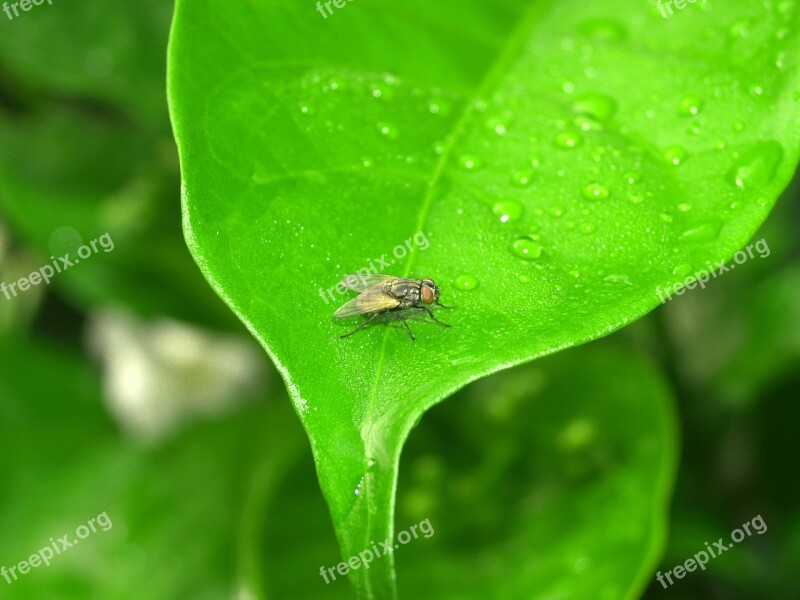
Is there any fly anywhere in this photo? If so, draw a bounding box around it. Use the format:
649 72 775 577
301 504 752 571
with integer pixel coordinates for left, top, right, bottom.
334 273 452 341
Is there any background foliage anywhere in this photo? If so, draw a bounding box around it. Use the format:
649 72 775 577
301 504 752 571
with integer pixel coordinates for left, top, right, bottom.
0 1 798 599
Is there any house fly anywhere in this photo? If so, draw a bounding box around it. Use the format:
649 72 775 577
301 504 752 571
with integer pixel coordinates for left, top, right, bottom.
334 273 451 341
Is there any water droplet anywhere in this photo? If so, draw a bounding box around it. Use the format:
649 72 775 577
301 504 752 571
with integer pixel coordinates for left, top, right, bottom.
727 141 783 190
623 171 640 185
485 114 509 135
729 18 751 39
549 205 565 218
361 157 373 167
677 202 692 212
733 120 745 132
518 274 530 283
660 213 673 223
672 263 693 276
377 122 397 139
678 95 704 117
582 182 609 201
555 130 583 149
512 238 543 260
459 154 483 170
663 145 687 166
604 274 631 284
579 222 595 234
428 97 451 115
577 18 627 42
454 274 479 290
629 194 642 204
681 219 722 242
493 200 523 223
510 170 533 186
571 92 617 122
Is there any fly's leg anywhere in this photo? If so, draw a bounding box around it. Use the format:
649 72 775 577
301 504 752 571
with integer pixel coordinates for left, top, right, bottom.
398 316 416 341
436 300 454 309
416 307 451 328
340 313 380 338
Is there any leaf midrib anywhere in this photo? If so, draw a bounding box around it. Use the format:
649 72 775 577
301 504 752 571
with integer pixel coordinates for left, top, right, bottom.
359 1 557 597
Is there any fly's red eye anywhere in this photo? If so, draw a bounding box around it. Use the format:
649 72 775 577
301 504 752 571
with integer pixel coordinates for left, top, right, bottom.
421 286 434 303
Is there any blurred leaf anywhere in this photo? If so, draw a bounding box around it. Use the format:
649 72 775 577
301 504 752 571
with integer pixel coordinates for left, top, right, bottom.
0 108 236 329
0 335 312 600
0 0 173 131
169 0 800 597
395 343 677 600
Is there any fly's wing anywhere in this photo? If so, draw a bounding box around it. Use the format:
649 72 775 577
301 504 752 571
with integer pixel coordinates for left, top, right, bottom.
334 286 400 317
339 273 399 292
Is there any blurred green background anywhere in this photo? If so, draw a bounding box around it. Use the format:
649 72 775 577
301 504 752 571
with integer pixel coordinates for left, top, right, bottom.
0 1 798 599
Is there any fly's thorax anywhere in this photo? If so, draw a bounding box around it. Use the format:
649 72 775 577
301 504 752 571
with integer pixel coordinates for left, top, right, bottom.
389 280 421 302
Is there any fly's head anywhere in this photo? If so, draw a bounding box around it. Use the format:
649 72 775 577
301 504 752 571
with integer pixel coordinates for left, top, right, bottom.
420 278 440 304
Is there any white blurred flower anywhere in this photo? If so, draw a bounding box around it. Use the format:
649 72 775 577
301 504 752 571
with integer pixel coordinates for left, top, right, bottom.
87 310 268 442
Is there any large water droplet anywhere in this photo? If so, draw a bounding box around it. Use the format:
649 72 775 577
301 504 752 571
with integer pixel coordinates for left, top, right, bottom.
577 18 628 42
571 92 617 122
454 274 479 290
377 122 397 139
582 182 609 200
727 141 783 190
681 219 722 242
555 130 583 149
604 274 631 285
493 200 523 223
663 145 687 166
672 263 693 276
510 170 533 186
459 154 483 170
428 97 452 115
678 95 704 117
512 238 543 260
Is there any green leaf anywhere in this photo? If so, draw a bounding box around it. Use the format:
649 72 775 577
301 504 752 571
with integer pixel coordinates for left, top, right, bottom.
168 1 800 596
396 343 677 599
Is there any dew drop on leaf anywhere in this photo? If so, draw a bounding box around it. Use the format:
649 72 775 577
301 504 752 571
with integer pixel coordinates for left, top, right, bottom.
677 95 704 117
512 238 543 260
681 219 723 242
582 182 609 201
571 92 618 122
555 130 583 149
727 140 784 189
663 145 687 166
672 263 693 276
510 169 533 186
377 121 398 139
493 200 523 223
454 274 479 290
577 18 628 43
459 154 483 170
